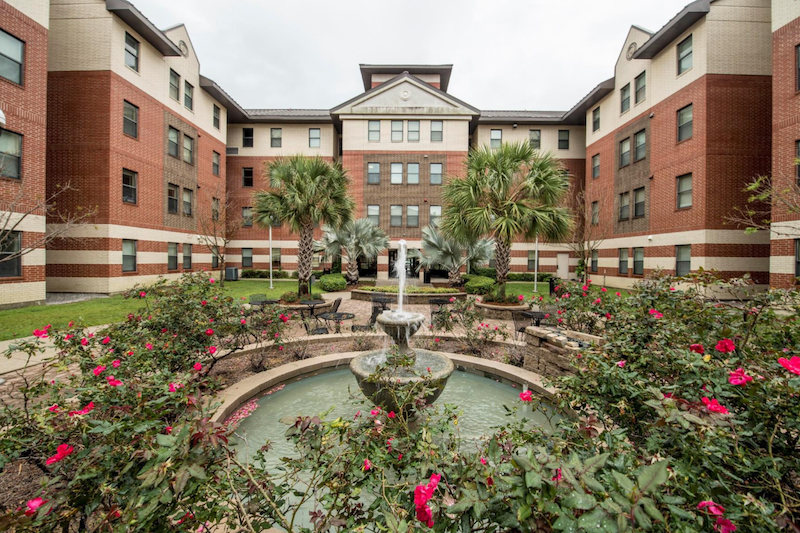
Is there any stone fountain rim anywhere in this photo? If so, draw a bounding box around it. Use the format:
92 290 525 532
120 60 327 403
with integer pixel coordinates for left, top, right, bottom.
210 351 557 424
349 348 455 385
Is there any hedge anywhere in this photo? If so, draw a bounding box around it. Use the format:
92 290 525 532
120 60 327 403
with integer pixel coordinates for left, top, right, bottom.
357 286 460 294
464 275 495 295
290 270 324 279
241 269 290 279
471 267 553 282
319 274 347 292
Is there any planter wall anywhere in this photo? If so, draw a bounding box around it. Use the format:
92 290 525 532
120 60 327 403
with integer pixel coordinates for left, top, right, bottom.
522 326 603 377
475 302 528 320
350 290 467 304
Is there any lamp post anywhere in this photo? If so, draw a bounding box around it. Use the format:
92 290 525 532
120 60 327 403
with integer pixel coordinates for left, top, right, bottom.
268 224 273 290
533 235 539 294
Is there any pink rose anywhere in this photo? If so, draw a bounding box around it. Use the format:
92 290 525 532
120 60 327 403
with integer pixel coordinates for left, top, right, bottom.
778 356 800 375
715 338 736 353
714 517 737 533
146 343 153 350
617 360 626 368
93 365 106 376
106 375 122 387
519 390 533 402
139 291 146 298
388 411 396 419
25 497 47 516
102 336 110 345
205 328 214 336
112 359 121 368
697 500 725 516
46 443 74 465
363 458 372 471
702 397 729 415
728 368 753 386
690 343 705 355
518 294 524 301
208 346 217 354
193 363 203 372
209 278 215 284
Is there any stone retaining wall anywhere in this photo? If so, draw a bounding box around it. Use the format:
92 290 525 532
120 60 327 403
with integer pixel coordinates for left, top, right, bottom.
475 302 528 319
350 290 466 304
522 326 603 377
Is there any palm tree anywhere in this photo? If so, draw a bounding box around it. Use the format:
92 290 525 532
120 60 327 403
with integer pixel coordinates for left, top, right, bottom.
317 218 389 285
412 225 494 286
440 141 572 297
253 156 355 295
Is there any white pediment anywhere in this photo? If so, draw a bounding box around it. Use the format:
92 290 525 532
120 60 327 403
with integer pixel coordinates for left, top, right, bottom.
335 77 477 116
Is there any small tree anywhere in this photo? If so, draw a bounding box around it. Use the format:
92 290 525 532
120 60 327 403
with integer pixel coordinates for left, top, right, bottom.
0 182 96 269
254 156 355 296
316 218 388 285
412 225 494 286
441 142 572 297
567 187 610 283
196 185 237 287
726 173 800 239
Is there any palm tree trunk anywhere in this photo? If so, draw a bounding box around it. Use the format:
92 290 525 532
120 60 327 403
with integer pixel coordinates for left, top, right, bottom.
495 238 511 297
345 252 360 285
448 268 463 287
297 220 314 296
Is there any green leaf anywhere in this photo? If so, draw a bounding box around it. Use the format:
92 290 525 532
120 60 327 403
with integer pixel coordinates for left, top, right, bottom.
187 464 207 480
612 472 634 495
517 504 532 522
642 501 664 523
525 471 542 489
633 506 652 530
583 453 609 474
636 462 668 494
155 433 177 447
447 501 473 515
514 454 534 472
577 508 606 530
552 515 577 532
582 474 605 493
562 491 596 510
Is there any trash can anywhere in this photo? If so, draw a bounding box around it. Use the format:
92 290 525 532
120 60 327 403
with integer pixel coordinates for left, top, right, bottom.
225 267 238 281
549 277 557 295
423 270 431 284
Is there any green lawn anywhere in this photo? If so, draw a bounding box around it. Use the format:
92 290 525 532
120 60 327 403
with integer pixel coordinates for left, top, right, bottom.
505 282 552 300
0 280 302 342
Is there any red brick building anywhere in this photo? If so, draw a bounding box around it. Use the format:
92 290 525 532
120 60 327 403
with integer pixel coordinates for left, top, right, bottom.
0 0 48 308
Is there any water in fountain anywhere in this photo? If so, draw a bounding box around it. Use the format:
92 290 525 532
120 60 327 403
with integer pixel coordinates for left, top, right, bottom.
395 239 407 314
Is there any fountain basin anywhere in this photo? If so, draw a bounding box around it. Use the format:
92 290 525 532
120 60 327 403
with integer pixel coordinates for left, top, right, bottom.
349 349 455 412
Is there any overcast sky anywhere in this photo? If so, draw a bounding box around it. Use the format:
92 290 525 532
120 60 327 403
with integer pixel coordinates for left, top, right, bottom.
135 0 690 112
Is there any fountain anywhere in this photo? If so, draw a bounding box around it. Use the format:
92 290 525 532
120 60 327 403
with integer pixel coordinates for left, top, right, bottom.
349 240 455 412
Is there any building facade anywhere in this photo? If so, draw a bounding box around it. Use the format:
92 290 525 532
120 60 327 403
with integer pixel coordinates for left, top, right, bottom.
0 0 49 308
2 0 800 307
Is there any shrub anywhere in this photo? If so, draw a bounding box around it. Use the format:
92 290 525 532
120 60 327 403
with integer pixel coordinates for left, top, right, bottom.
464 275 495 295
357 286 461 294
280 291 299 303
472 266 496 278
319 274 346 292
242 269 289 279
290 270 323 279
507 272 552 282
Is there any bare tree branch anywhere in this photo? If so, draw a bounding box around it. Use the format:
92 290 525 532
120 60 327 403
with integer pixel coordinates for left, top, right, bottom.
726 173 800 239
195 183 240 286
566 186 611 283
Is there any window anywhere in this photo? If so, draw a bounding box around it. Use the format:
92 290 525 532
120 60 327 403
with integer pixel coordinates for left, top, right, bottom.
407 205 419 227
797 46 800 92
367 205 380 225
677 174 693 208
212 151 220 176
0 129 22 179
123 101 138 138
592 154 600 179
168 242 178 270
407 163 419 184
633 247 644 275
242 207 253 227
212 197 220 221
0 231 20 277
677 104 693 142
124 32 139 73
182 188 192 216
431 120 443 142
169 69 180 101
634 187 645 218
243 128 254 148
242 248 253 268
168 127 180 157
183 244 192 269
430 163 443 185
430 205 441 226
408 121 420 142
270 128 282 148
122 169 137 204
122 239 136 272
242 167 253 187
591 201 599 225
619 248 629 274
390 205 402 227
676 245 691 276
183 135 193 164
619 192 630 220
591 107 600 132
490 129 502 149
635 72 646 104
558 130 570 150
271 248 281 269
590 250 598 273
527 250 537 271
367 162 380 184
391 121 403 142
621 84 631 113
634 130 646 161
213 104 220 130
184 81 193 110
678 35 693 75
529 129 541 149
212 246 219 269
391 163 402 184
620 138 631 167
368 120 380 142
796 239 800 279
796 141 800 186
309 128 320 148
167 184 179 213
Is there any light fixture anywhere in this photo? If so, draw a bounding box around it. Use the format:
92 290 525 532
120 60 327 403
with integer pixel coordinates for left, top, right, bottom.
512 123 517 129
649 112 654 119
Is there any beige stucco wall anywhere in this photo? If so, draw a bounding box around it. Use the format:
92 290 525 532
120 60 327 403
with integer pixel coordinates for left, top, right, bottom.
342 117 470 152
9 0 49 28
772 0 800 31
227 123 337 157
473 125 586 159
371 73 440 86
707 0 771 75
49 0 113 72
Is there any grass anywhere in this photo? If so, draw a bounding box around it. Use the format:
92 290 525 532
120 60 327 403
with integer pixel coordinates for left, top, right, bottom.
0 279 302 342
505 282 552 300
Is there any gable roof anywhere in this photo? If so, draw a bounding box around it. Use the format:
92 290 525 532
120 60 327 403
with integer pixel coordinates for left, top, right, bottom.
199 75 249 122
633 0 711 59
478 110 567 125
105 0 181 56
561 78 616 125
331 71 480 115
359 64 453 92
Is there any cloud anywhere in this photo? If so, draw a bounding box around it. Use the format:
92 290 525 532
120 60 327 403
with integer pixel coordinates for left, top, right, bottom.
133 0 690 111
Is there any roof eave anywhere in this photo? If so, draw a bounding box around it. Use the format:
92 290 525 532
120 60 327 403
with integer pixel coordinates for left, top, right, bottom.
632 0 710 60
243 115 333 123
199 75 249 122
359 64 454 92
477 116 568 126
561 77 616 125
105 0 182 56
